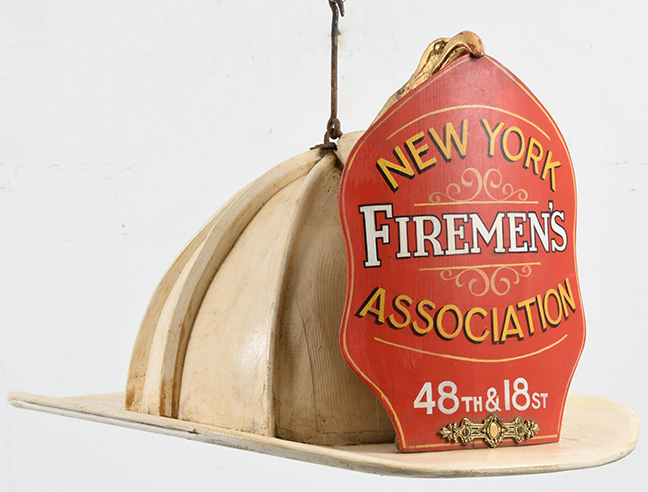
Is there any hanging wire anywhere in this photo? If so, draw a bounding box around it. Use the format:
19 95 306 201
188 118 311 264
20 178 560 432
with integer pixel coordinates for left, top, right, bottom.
312 0 345 150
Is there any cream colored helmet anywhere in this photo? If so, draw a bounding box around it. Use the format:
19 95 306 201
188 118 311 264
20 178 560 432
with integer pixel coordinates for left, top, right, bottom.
124 131 395 445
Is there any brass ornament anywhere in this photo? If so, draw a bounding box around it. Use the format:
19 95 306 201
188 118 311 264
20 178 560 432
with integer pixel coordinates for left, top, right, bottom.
439 414 540 448
372 31 485 123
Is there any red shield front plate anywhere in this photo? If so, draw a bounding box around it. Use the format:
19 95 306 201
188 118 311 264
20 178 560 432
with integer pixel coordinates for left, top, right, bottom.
339 55 586 452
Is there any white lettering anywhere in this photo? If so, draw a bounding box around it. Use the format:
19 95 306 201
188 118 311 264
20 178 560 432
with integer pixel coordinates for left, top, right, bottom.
360 204 393 268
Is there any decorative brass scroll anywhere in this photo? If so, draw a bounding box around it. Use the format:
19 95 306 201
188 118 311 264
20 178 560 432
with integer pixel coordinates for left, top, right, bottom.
372 31 485 123
439 414 539 448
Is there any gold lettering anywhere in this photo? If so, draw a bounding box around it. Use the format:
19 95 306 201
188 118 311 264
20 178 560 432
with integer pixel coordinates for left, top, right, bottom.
491 307 500 343
536 294 548 331
543 288 563 327
428 119 468 162
412 300 436 335
541 150 561 192
376 146 415 192
356 287 386 324
435 304 463 340
500 305 524 342
517 297 537 335
405 132 436 173
388 294 413 329
523 137 543 175
465 306 489 343
480 119 504 158
558 278 577 319
501 126 525 162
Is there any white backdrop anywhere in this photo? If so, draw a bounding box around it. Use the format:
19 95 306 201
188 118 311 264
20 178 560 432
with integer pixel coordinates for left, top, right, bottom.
1 1 644 490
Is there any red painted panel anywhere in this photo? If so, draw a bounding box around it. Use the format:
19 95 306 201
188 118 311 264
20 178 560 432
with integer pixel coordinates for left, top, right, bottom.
339 55 585 452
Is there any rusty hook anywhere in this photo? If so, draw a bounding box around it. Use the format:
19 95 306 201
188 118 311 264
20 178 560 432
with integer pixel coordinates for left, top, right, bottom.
312 0 345 150
329 0 345 17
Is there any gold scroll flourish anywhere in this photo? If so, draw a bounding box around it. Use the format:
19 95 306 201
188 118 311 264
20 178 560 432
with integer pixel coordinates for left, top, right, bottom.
423 168 535 206
431 263 537 297
429 167 482 204
483 168 529 202
439 414 540 448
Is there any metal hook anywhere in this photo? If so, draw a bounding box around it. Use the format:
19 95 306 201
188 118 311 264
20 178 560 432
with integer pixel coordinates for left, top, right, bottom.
330 0 345 17
312 0 345 150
